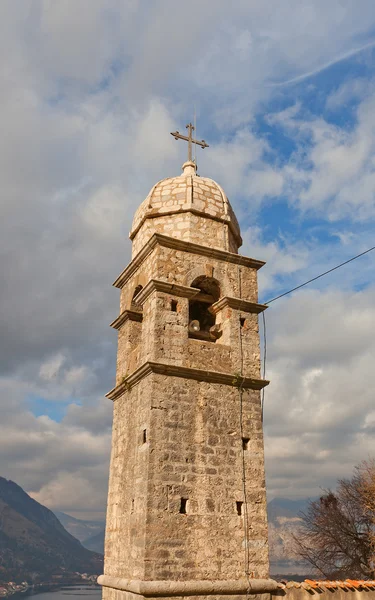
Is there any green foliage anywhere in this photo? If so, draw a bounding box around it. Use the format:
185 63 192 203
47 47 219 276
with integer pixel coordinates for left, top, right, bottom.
232 372 243 388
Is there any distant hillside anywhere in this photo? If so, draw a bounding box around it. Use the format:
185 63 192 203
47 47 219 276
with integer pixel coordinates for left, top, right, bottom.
82 530 105 554
54 511 105 554
55 511 104 545
268 497 312 577
0 477 103 584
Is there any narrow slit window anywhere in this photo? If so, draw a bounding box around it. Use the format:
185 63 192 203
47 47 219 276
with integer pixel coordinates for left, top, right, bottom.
240 317 246 328
143 429 147 444
179 498 188 514
242 437 250 450
171 300 178 312
236 501 243 516
131 499 135 513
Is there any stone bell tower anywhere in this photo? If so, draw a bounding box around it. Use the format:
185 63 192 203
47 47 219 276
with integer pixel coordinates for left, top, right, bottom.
98 125 277 600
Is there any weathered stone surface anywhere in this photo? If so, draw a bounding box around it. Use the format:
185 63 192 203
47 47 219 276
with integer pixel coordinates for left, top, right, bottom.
130 166 242 257
101 163 271 600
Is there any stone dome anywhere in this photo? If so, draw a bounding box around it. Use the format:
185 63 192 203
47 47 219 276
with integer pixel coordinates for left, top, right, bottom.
130 161 242 257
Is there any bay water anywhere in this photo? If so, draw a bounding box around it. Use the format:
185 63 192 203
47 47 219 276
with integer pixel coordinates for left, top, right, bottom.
29 586 101 600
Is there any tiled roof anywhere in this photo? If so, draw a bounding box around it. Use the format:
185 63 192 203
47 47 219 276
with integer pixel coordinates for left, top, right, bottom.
277 579 375 591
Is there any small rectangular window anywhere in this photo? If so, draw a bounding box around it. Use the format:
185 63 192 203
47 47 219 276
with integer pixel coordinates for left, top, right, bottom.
236 501 243 516
179 498 188 514
131 499 135 513
171 300 178 312
240 317 246 328
242 437 250 450
143 429 147 444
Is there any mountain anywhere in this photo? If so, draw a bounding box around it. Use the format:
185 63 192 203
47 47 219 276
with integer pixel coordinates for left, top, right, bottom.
55 511 105 545
82 530 105 554
54 511 105 554
0 477 103 584
268 497 312 577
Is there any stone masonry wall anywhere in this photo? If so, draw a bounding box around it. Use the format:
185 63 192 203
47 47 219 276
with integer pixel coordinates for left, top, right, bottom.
104 373 269 584
131 213 238 258
116 242 262 382
144 373 269 581
104 377 151 581
104 233 269 588
120 243 259 312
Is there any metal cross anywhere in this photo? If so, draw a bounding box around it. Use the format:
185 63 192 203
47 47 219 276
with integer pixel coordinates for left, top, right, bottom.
170 123 209 162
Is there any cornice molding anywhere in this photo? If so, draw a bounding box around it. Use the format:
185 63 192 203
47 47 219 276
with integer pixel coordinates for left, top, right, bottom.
113 233 265 289
106 361 269 400
97 575 278 596
110 309 142 330
134 279 201 306
210 296 268 315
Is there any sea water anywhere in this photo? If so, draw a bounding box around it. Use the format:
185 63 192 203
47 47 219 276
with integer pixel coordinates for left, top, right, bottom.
29 587 101 600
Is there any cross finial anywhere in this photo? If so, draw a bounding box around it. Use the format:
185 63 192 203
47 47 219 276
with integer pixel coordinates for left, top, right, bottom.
170 123 209 164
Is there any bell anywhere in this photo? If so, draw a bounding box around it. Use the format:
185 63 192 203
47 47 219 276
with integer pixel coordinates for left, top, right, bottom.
188 320 200 333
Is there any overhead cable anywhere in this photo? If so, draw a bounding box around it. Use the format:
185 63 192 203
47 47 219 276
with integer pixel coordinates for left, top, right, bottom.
264 245 375 305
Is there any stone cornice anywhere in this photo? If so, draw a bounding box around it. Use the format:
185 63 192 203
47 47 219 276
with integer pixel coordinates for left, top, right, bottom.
210 296 268 315
155 235 265 270
113 233 266 289
106 361 270 400
134 279 201 306
98 575 278 596
110 309 142 330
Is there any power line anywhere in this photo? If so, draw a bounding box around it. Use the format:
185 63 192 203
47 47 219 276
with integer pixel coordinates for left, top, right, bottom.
261 311 266 423
259 244 374 468
236 265 252 583
264 245 375 305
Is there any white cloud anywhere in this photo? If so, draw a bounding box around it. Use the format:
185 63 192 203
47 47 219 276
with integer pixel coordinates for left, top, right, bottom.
200 128 284 212
0 0 375 516
242 226 310 295
264 287 375 499
39 353 66 381
266 92 375 221
0 376 111 518
30 471 108 518
326 77 374 110
271 39 375 87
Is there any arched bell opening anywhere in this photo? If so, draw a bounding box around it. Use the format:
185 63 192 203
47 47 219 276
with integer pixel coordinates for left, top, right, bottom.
188 276 221 342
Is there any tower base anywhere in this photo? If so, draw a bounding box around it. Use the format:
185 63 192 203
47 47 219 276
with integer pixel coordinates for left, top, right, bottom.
98 575 279 600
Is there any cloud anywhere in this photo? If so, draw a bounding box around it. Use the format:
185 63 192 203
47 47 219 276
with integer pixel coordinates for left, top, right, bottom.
264 287 375 499
0 375 111 517
1 1 375 516
265 91 375 221
325 77 375 110
241 226 310 295
270 39 375 87
39 354 66 381
201 128 284 204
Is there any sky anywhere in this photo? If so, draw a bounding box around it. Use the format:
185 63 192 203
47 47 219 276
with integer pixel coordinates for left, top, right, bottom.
0 0 375 520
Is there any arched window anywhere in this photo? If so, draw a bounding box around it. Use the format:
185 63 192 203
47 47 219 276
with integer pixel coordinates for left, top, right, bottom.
188 276 221 342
